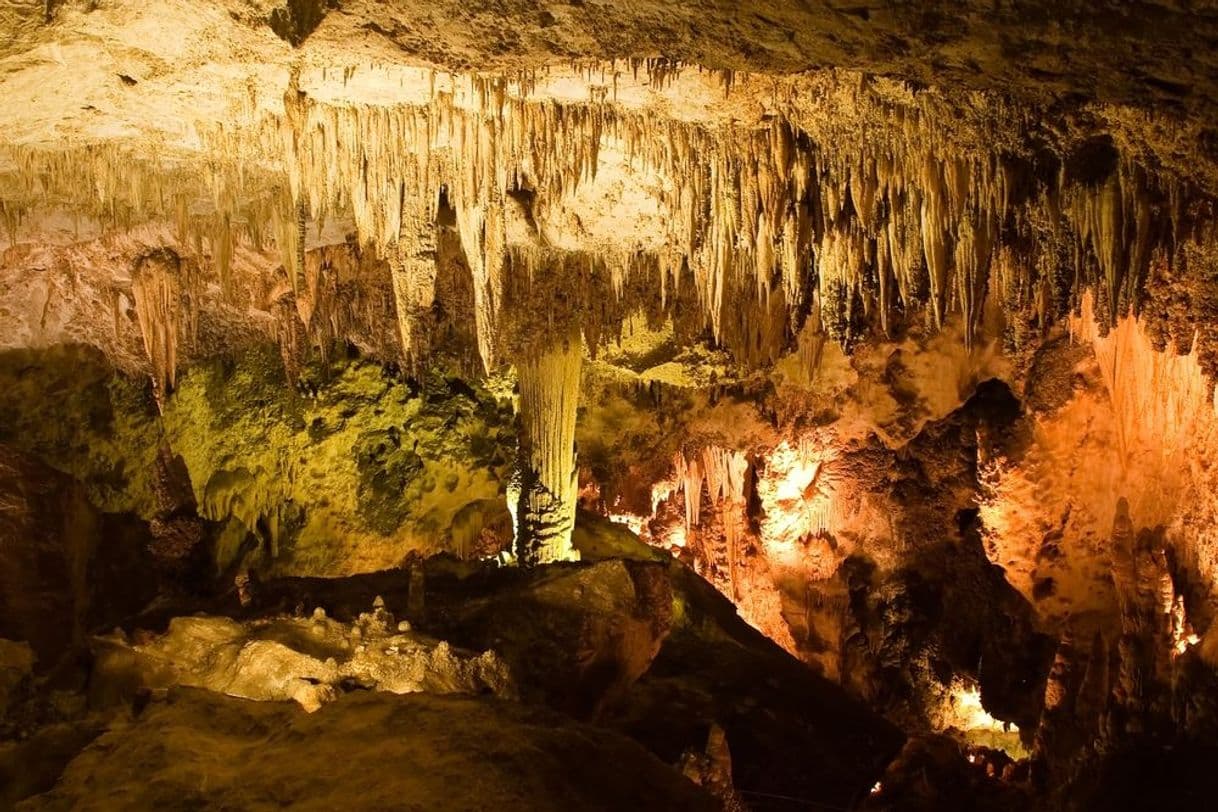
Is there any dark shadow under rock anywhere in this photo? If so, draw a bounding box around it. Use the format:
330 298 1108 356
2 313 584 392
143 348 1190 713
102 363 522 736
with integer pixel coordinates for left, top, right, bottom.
609 561 905 811
0 720 107 809
0 444 158 670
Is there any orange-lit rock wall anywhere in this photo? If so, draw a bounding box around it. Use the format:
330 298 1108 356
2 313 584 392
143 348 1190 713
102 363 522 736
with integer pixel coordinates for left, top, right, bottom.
589 292 1218 734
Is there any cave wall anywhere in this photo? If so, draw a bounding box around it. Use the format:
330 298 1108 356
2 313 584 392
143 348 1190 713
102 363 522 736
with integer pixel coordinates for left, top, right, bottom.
0 345 515 579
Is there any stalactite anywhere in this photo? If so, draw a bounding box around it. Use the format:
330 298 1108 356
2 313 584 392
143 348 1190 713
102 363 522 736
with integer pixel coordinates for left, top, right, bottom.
388 224 439 372
272 289 307 384
272 192 303 294
678 450 704 529
131 248 185 397
953 212 997 349
514 331 583 566
213 211 234 299
700 446 750 508
1066 160 1157 326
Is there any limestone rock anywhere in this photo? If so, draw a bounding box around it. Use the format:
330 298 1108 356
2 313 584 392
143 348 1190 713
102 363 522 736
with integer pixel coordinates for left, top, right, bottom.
428 559 672 717
18 688 717 811
90 608 514 712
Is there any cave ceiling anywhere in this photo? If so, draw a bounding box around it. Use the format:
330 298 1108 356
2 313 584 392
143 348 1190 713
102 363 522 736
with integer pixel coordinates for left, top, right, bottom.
5 1 1218 376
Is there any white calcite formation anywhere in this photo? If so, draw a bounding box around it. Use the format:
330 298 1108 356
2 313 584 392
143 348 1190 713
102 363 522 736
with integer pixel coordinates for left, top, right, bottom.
92 598 514 712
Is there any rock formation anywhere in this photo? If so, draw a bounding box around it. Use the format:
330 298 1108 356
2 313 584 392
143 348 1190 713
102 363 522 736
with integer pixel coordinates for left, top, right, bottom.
2 2 1218 809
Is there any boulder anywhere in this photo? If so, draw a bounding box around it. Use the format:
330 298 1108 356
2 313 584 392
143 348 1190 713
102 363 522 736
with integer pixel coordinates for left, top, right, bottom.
19 688 717 811
429 559 673 718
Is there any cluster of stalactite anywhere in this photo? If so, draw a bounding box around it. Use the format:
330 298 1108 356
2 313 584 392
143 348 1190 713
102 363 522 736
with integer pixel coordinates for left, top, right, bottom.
5 65 1214 576
646 447 751 597
0 144 285 305
272 239 403 381
498 244 700 358
1068 293 1218 603
3 70 1208 376
130 247 197 397
627 443 800 652
622 436 846 621
0 141 401 382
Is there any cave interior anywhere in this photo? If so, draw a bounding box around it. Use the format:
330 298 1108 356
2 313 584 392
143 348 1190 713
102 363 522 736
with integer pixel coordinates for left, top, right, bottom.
3 2 1218 810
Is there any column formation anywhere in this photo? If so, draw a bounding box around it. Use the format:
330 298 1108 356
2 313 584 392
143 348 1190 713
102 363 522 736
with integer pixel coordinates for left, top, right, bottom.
513 331 582 566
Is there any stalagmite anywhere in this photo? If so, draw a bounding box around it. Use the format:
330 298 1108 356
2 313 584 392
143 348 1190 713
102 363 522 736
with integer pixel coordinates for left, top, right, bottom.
513 331 583 566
